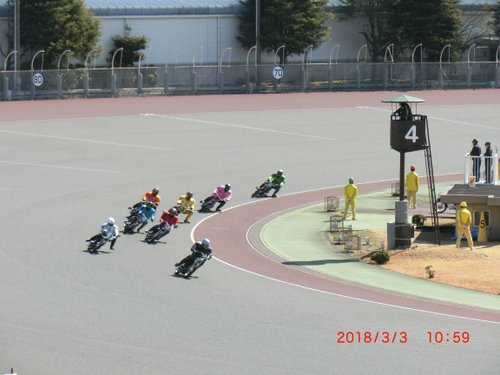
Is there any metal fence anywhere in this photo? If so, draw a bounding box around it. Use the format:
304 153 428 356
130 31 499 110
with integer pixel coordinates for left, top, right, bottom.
2 61 500 100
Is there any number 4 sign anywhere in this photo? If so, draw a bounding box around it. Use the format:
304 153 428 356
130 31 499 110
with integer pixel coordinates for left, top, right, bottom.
390 118 428 152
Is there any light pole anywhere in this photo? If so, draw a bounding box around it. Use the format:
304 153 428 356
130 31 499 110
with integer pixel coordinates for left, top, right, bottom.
439 44 450 88
111 47 124 73
3 50 18 72
255 0 261 65
411 43 423 89
3 50 18 100
85 48 99 69
384 44 394 63
328 44 341 91
467 44 476 88
356 44 367 63
84 49 99 98
111 47 124 97
57 49 71 98
57 49 71 71
356 44 367 90
329 44 341 65
384 44 394 89
273 45 285 66
218 47 232 92
137 51 145 94
411 43 423 64
246 45 257 93
30 50 45 71
301 45 313 92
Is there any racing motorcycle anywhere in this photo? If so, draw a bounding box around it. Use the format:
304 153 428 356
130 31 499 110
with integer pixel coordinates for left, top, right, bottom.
86 231 109 253
199 190 227 212
174 251 211 278
127 200 157 220
251 180 274 198
123 210 150 234
145 222 171 243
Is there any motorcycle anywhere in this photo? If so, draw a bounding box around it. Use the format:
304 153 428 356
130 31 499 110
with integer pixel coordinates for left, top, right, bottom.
127 200 157 220
199 191 227 212
123 211 149 233
86 231 109 253
145 222 171 243
435 199 456 214
251 180 274 198
174 251 211 278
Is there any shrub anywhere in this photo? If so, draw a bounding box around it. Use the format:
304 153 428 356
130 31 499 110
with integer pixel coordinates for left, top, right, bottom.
371 250 390 264
412 214 426 227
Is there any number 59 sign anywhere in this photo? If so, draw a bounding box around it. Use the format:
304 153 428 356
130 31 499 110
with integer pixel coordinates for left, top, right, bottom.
390 118 428 152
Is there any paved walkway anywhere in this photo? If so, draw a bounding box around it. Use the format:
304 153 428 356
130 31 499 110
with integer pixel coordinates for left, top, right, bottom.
261 184 500 311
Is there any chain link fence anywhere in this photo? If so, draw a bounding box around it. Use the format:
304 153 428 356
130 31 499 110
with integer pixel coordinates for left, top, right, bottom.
2 61 500 100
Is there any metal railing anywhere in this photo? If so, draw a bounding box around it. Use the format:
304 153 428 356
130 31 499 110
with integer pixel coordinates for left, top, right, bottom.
2 61 500 101
464 153 500 185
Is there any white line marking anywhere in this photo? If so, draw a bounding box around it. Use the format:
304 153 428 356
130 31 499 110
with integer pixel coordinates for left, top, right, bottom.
159 114 337 141
0 160 119 174
0 129 173 151
359 106 500 130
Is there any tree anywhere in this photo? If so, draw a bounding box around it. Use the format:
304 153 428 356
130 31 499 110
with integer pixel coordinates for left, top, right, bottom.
390 0 464 61
338 0 394 63
19 0 101 68
237 0 331 63
490 0 500 38
107 23 149 67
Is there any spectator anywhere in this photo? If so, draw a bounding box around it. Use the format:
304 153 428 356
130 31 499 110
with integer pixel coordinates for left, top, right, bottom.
470 139 481 183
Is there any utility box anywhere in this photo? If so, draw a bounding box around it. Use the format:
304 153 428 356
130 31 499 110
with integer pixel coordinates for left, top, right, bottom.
395 223 414 248
387 222 414 249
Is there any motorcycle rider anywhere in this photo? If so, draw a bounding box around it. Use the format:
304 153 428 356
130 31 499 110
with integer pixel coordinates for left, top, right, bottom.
176 192 196 223
136 202 157 232
201 184 232 212
267 169 286 198
86 217 119 250
129 188 161 216
176 238 213 272
146 208 179 240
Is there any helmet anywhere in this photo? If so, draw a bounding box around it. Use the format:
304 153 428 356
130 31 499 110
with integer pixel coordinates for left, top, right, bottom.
107 217 115 225
169 208 177 215
186 191 193 197
201 238 210 249
277 169 283 176
224 184 231 191
460 201 467 208
348 178 354 184
152 188 159 195
410 165 416 171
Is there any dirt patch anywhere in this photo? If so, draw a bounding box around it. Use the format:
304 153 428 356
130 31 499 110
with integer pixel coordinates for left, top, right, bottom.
351 229 500 295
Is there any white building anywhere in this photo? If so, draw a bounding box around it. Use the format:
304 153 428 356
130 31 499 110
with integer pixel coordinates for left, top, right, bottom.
0 0 496 68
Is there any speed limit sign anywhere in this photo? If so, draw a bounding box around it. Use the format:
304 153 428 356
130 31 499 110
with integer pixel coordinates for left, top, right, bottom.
272 66 284 80
32 72 44 87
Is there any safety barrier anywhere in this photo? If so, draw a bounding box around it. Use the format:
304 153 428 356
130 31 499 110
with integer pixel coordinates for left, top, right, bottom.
2 61 500 101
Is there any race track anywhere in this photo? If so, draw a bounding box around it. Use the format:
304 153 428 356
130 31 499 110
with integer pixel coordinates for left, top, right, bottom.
1 91 499 374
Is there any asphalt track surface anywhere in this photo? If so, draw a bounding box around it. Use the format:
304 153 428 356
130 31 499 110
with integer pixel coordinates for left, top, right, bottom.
1 91 499 374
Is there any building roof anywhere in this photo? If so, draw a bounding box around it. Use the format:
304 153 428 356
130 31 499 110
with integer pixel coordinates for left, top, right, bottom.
0 1 496 17
441 184 500 206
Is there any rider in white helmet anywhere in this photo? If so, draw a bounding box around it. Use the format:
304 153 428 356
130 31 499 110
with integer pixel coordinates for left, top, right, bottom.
86 217 120 250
